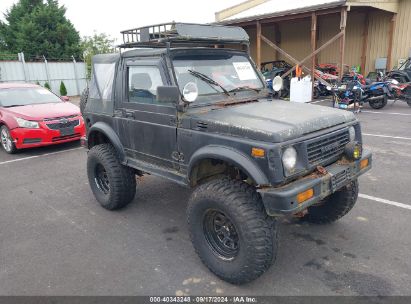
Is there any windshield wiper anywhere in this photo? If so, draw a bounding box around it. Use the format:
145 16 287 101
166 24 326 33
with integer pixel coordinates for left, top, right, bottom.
188 70 230 96
229 86 261 93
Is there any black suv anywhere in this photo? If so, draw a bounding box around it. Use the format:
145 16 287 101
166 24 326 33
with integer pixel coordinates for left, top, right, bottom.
81 23 372 284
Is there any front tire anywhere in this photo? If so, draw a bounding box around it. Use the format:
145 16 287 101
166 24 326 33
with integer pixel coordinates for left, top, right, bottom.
187 178 277 284
303 180 358 224
0 125 17 154
87 144 136 210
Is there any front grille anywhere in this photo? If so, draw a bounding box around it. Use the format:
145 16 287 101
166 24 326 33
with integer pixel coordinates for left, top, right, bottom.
52 133 81 142
47 119 80 130
307 130 349 165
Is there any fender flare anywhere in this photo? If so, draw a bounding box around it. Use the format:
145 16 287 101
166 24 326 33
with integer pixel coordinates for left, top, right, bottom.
88 122 126 162
187 145 269 185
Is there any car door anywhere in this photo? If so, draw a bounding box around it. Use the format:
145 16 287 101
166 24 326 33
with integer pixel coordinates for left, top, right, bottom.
117 58 179 171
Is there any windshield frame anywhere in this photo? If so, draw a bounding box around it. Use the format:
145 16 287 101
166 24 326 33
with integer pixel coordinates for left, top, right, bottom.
0 86 63 107
170 48 267 106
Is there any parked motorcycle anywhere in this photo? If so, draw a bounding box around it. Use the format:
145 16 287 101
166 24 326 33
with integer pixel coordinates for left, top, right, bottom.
389 79 411 106
329 82 362 112
330 78 392 110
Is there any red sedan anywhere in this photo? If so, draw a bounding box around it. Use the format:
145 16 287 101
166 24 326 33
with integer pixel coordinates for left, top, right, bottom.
0 83 85 154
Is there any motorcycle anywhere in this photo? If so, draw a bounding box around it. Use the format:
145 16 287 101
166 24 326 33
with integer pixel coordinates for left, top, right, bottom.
329 81 362 113
330 77 392 111
389 79 411 107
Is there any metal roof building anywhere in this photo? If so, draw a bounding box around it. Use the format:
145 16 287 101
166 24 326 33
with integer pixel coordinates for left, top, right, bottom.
216 0 411 76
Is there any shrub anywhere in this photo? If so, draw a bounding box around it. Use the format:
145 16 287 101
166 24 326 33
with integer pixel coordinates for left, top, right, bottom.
44 82 51 90
59 81 67 96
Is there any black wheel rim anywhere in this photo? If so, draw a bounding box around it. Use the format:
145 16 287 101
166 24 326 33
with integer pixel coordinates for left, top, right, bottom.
203 209 239 260
94 164 110 195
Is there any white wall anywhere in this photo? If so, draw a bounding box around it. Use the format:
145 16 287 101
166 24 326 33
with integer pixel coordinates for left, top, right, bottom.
0 60 87 96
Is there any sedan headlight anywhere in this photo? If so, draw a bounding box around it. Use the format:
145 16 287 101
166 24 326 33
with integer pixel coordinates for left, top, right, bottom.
348 126 356 142
282 146 297 172
16 117 39 129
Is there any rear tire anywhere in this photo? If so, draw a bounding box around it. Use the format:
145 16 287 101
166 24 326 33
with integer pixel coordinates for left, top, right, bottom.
303 180 358 224
0 125 17 154
187 178 277 284
87 143 136 210
368 94 387 109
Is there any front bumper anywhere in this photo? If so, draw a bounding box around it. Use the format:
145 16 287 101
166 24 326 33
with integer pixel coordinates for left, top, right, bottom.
258 150 372 216
10 120 86 149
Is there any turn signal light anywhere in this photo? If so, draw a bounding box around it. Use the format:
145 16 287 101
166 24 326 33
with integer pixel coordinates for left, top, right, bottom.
360 158 369 169
297 188 314 204
251 148 265 158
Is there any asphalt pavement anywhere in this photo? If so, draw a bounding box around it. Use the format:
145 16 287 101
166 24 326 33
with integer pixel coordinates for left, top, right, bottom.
0 99 410 296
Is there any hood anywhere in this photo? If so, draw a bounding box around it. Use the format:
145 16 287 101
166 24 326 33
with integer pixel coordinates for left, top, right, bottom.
2 102 80 120
187 100 356 143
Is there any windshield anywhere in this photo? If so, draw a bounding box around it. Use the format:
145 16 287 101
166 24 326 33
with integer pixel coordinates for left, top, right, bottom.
172 52 264 104
0 87 62 107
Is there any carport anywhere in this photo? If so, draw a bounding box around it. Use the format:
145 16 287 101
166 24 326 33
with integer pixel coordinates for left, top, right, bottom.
216 0 402 85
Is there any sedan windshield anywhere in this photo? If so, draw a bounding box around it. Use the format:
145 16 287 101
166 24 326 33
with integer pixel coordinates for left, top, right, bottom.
173 52 264 104
0 87 62 107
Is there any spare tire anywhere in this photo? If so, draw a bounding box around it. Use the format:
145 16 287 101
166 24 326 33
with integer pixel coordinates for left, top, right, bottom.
80 87 89 114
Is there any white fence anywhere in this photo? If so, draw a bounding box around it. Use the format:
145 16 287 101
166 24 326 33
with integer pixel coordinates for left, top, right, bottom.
0 56 87 96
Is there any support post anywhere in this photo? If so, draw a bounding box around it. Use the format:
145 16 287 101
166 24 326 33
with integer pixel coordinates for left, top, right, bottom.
339 7 347 80
386 13 397 71
43 55 51 88
360 12 369 74
18 52 28 82
72 55 81 96
256 20 262 69
311 12 317 99
274 23 281 60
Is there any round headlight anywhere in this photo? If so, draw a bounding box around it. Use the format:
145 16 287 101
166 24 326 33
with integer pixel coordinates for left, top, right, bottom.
282 146 297 172
348 126 356 142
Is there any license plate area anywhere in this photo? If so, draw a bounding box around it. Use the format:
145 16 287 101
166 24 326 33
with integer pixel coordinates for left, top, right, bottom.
60 127 75 137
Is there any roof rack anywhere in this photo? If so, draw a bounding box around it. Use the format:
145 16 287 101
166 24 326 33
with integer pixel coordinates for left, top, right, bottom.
119 22 249 49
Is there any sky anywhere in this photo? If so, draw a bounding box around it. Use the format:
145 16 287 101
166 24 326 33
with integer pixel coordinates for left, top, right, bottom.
0 0 241 42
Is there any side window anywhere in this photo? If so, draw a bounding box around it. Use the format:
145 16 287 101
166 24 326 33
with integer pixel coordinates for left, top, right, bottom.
128 66 164 104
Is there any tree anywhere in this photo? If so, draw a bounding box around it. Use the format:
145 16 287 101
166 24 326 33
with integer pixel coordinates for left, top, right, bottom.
0 0 81 60
59 81 67 96
80 32 116 78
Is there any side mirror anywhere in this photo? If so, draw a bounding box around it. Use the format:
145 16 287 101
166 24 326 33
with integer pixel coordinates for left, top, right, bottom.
182 82 198 103
61 96 70 102
156 86 180 103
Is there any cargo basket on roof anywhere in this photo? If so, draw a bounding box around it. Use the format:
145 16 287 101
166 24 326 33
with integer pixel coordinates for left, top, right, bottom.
119 22 250 49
